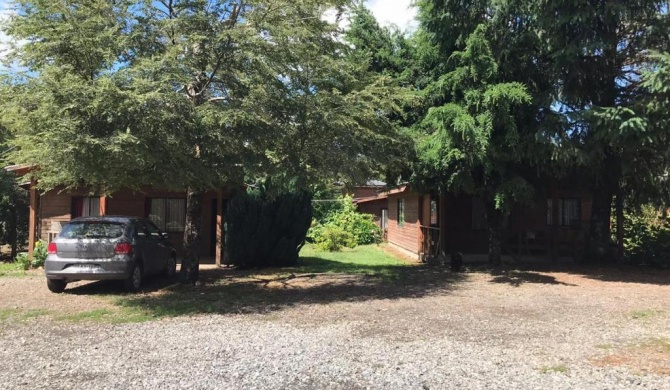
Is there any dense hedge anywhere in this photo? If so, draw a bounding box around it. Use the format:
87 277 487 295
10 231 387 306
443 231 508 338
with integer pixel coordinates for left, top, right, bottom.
225 189 312 268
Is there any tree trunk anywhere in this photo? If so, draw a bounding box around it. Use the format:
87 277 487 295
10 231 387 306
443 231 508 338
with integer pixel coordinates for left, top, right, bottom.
615 186 624 260
585 184 613 262
9 206 17 260
180 188 203 284
486 201 502 266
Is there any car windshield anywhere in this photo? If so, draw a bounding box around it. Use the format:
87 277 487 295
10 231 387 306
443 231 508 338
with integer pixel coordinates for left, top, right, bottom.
59 222 125 239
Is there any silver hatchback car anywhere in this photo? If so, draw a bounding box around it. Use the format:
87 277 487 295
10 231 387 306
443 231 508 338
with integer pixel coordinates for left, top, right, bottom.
45 216 177 293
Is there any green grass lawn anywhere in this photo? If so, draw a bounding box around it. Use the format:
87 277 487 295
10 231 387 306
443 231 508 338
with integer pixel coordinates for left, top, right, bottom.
292 244 413 276
0 262 27 278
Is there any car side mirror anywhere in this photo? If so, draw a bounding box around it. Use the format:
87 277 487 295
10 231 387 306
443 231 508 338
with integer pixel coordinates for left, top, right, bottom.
161 232 170 240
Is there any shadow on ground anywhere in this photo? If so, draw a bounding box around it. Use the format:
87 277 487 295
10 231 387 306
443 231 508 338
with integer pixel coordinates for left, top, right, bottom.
65 258 466 318
488 269 577 287
461 256 670 286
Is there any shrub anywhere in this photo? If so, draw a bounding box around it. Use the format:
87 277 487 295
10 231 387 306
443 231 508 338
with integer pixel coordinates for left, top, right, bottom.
623 205 670 268
225 189 312 268
31 240 48 268
14 253 30 270
308 195 381 251
314 225 357 252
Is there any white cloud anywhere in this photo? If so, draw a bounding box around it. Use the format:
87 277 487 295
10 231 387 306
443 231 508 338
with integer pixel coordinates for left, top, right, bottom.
324 1 418 34
365 0 418 32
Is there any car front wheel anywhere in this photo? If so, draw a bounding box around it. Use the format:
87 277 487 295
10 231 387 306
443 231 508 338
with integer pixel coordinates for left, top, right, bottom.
47 279 67 293
124 263 142 292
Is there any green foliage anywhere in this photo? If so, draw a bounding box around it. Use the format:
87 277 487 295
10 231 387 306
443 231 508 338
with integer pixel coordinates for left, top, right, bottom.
14 253 30 271
0 161 29 257
31 240 47 268
622 205 670 268
536 0 670 252
312 225 357 252
10 239 47 270
297 244 412 276
225 188 312 268
309 195 381 251
0 0 410 195
416 25 533 207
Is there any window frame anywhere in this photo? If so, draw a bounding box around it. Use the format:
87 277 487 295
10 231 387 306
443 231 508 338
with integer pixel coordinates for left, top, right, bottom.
71 196 101 218
397 198 405 227
547 198 582 227
147 197 187 232
430 199 438 226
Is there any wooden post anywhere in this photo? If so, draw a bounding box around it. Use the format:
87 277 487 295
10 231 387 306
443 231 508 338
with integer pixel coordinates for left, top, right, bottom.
99 195 107 216
417 194 424 260
550 182 559 262
615 187 624 259
28 180 37 259
215 191 224 266
439 192 447 254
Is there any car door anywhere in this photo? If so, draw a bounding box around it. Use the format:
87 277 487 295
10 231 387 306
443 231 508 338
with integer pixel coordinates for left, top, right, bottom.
144 219 170 273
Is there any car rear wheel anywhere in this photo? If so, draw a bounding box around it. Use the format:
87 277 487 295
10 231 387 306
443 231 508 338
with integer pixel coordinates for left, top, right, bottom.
165 254 177 278
47 279 67 293
124 263 142 292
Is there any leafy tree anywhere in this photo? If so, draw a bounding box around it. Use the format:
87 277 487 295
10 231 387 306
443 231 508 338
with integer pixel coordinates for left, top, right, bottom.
0 171 28 260
412 0 560 265
537 0 670 260
0 0 406 282
0 124 28 260
344 4 423 183
412 0 670 263
414 25 533 265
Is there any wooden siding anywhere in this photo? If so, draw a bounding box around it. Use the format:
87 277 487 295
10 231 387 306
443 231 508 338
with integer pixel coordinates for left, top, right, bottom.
38 189 74 242
385 187 593 257
352 187 381 199
37 187 227 259
387 192 421 255
356 198 386 226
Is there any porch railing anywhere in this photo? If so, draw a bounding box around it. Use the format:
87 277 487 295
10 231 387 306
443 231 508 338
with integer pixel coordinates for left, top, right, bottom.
420 225 441 262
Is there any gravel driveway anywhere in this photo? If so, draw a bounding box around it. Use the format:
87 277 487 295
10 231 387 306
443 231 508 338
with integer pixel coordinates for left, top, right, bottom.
1 266 669 389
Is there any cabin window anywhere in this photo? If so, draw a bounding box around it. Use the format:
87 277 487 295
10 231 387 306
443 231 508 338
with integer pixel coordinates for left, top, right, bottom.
430 199 438 226
547 198 581 226
397 198 405 227
471 196 486 230
71 197 101 218
148 198 186 232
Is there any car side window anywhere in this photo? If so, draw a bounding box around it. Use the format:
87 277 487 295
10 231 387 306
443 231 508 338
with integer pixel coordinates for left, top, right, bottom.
145 220 162 239
134 221 148 238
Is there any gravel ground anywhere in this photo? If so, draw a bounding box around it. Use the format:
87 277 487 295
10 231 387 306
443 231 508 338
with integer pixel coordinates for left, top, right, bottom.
1 267 669 390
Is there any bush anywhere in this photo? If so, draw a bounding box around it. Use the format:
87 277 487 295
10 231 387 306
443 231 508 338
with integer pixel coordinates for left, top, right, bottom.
308 195 381 251
11 240 48 270
623 205 670 268
14 252 30 270
314 225 357 252
225 189 312 268
32 240 48 268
